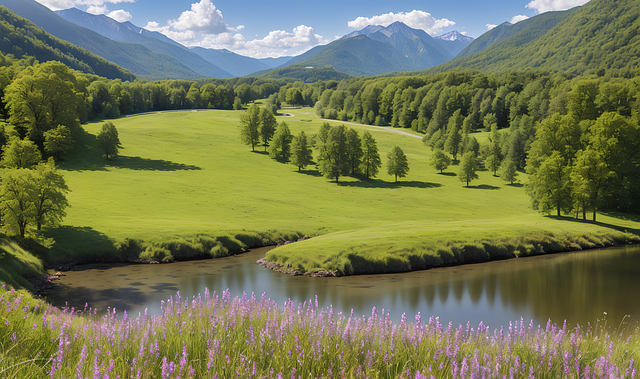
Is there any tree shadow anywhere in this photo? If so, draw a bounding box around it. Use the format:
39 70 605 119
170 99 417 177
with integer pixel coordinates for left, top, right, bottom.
61 129 201 172
439 172 457 176
252 150 270 155
296 169 323 177
507 183 524 188
550 215 640 236
38 226 118 266
338 179 442 189
466 184 501 190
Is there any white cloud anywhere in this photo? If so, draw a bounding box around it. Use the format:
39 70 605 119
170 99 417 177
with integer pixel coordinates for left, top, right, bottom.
107 9 133 22
347 10 455 35
143 21 168 32
86 4 108 14
195 25 331 58
34 0 135 12
167 0 228 34
486 23 498 30
526 0 590 13
510 15 530 23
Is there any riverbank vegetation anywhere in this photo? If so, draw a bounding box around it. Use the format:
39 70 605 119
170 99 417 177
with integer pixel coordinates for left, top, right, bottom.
1 285 638 378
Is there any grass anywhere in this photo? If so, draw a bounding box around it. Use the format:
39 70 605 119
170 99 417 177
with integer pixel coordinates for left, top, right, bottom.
1 285 638 378
20 105 636 271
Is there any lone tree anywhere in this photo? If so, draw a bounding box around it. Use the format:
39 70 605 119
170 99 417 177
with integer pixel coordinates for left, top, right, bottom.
239 104 260 151
459 151 479 187
386 146 409 182
290 131 313 171
430 148 451 174
360 131 381 179
500 159 519 184
97 122 122 160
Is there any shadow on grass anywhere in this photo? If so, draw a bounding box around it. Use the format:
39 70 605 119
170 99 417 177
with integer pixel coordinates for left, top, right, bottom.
551 215 640 236
507 183 524 188
338 179 442 189
38 226 117 264
439 172 457 176
466 184 501 190
61 129 201 172
252 150 270 155
296 169 323 178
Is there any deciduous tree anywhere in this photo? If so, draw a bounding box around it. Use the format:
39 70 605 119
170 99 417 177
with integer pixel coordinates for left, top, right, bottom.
290 131 313 171
430 149 451 174
97 122 122 160
359 131 381 179
316 124 349 182
260 108 277 151
1 138 41 169
44 125 74 160
239 104 260 151
32 158 70 230
269 122 292 161
346 128 363 175
459 151 479 187
386 146 409 183
500 159 519 184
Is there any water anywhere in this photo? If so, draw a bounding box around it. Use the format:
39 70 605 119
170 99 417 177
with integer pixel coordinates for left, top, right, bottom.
46 245 640 328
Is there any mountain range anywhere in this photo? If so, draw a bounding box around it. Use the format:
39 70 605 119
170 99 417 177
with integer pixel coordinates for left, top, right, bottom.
1 0 637 80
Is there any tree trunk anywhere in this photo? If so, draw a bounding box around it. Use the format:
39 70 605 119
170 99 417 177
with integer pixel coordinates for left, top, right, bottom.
557 201 561 217
592 194 598 222
37 222 42 230
395 174 398 183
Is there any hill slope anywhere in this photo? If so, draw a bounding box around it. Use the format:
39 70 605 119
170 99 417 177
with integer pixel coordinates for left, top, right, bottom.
55 8 232 78
0 6 134 80
434 0 637 74
0 0 209 79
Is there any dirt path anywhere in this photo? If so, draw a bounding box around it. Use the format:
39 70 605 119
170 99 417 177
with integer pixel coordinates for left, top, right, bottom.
289 110 423 140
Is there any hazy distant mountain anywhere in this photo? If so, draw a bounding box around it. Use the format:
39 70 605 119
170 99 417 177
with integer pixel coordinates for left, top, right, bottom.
431 0 637 74
0 0 220 79
434 31 474 57
0 6 135 80
188 47 271 77
55 8 232 78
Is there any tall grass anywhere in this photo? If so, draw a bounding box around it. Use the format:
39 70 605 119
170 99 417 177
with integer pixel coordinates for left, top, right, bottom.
1 284 638 378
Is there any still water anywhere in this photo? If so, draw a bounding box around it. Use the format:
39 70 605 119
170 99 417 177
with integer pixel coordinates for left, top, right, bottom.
46 245 640 328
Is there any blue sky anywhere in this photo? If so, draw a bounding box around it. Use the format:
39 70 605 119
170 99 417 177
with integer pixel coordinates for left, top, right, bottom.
35 0 590 58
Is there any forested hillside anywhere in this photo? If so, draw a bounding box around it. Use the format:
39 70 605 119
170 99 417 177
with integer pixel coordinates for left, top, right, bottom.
432 0 640 74
0 6 134 80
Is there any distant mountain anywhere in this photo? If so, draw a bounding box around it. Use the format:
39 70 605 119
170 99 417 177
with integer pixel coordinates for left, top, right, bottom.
257 56 293 69
0 6 135 80
0 0 214 79
257 65 352 81
434 31 474 57
432 0 632 74
188 47 269 77
55 8 232 78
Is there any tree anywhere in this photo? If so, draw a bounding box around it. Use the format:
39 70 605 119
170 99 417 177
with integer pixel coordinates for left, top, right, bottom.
32 158 70 230
525 151 572 217
0 169 35 238
239 104 260 151
259 108 277 151
290 131 313 171
268 122 292 161
430 149 451 174
444 110 463 160
459 151 479 187
359 131 381 179
1 138 42 169
500 159 519 184
346 128 363 175
485 154 501 176
4 61 80 149
286 88 303 106
316 124 349 182
97 122 122 160
386 146 409 182
571 148 610 222
44 125 74 160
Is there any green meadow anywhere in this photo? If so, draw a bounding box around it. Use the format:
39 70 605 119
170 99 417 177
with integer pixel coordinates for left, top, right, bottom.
41 105 640 272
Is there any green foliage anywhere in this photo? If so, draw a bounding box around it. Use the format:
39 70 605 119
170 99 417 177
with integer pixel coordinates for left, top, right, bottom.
0 240 44 290
43 125 73 160
290 130 313 171
268 121 292 160
500 158 519 184
486 154 500 176
259 108 277 151
386 146 409 182
316 123 349 182
459 151 479 187
96 121 122 159
139 245 173 262
359 131 381 179
239 104 261 151
1 138 41 169
430 148 451 173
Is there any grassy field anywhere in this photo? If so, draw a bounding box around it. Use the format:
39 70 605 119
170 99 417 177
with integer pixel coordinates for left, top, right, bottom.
34 104 640 270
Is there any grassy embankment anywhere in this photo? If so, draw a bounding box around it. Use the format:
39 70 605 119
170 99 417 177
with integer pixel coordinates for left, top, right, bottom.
1 284 638 378
26 105 636 273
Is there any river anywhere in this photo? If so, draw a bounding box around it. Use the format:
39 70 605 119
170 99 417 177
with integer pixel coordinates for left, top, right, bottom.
45 245 640 328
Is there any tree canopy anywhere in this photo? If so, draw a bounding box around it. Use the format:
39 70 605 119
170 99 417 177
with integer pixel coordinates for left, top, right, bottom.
386 146 409 183
97 122 122 160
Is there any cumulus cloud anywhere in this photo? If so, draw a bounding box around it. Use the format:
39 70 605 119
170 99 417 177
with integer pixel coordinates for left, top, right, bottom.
197 25 330 58
486 24 498 30
347 10 455 35
86 4 108 14
526 0 591 13
34 0 135 11
107 9 133 22
167 0 228 34
510 15 530 23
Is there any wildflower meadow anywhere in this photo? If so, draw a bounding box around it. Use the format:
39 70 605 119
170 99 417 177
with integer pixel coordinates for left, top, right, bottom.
1 283 638 378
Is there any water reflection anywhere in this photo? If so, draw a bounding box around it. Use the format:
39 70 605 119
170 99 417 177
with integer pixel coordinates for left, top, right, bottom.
46 245 640 328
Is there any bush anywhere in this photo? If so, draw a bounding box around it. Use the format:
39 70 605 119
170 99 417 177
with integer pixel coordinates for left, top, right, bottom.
209 242 229 258
140 246 173 262
116 238 145 260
